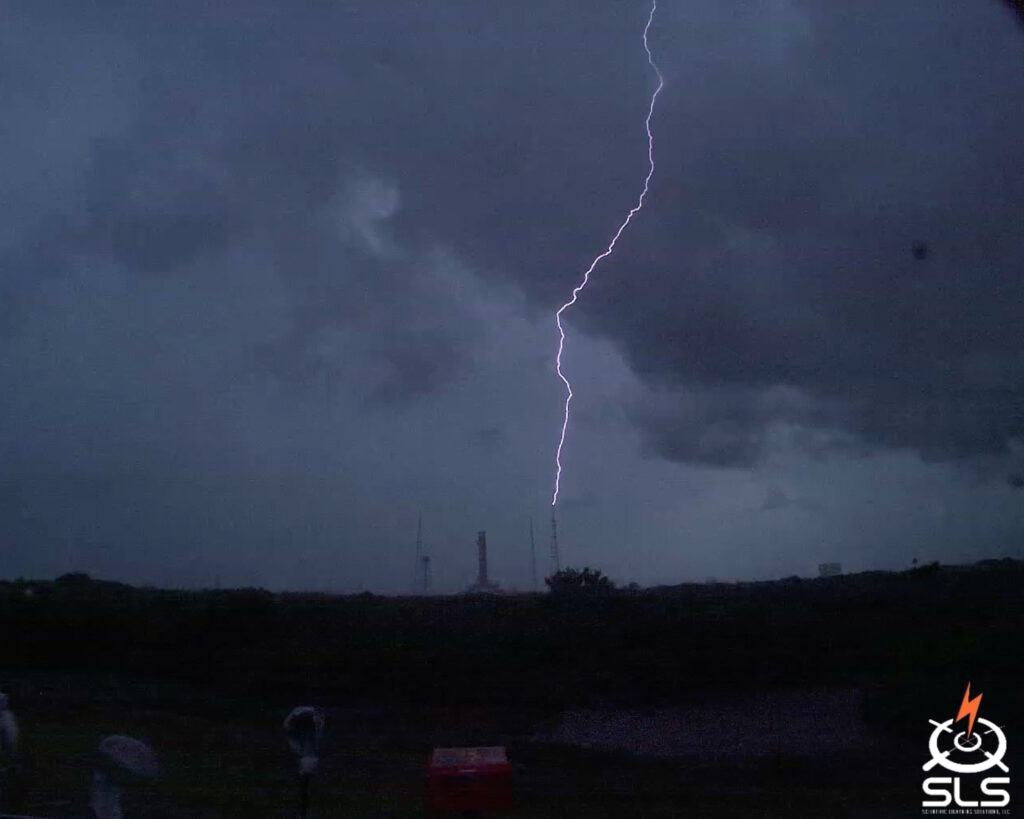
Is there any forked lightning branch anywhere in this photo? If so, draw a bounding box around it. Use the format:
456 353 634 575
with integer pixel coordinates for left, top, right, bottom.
551 0 664 507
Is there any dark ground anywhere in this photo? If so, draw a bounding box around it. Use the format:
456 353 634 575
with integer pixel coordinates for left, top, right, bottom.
0 559 1021 816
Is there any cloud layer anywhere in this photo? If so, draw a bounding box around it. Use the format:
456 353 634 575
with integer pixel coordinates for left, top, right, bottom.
2 0 1023 588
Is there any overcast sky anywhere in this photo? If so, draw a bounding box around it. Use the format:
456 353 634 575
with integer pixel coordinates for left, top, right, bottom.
2 0 1023 593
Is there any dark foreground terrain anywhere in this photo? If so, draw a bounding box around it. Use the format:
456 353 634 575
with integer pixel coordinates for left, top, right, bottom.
1 560 1021 817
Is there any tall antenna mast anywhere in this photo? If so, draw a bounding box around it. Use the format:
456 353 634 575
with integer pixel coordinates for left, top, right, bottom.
412 515 423 593
550 512 560 574
529 518 538 591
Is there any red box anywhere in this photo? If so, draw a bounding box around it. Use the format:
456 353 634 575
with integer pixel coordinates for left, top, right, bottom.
427 746 512 814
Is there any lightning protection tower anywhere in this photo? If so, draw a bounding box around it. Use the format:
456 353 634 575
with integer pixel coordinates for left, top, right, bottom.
529 518 538 591
550 513 561 574
412 515 423 593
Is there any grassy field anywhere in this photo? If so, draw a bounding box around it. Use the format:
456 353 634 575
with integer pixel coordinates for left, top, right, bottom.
1 560 1021 816
3 695 921 818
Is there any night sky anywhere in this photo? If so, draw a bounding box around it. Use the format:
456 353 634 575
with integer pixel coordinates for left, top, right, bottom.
2 0 1023 592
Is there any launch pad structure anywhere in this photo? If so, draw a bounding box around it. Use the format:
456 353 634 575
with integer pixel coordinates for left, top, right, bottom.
414 517 559 594
466 531 500 595
412 516 431 594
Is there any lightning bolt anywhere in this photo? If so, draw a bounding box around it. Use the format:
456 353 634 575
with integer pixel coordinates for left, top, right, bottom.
956 682 983 737
551 0 664 506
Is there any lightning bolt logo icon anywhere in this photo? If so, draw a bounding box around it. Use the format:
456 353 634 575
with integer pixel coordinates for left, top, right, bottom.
956 682 983 737
551 0 664 506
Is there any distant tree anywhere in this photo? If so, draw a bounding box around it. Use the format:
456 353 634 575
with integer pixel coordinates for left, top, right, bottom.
54 572 96 596
545 566 616 595
910 560 941 577
55 572 92 585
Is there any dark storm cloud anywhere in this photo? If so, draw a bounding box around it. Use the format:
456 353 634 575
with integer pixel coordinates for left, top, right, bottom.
88 99 479 401
7 0 1023 441
0 218 77 339
1 4 488 401
74 138 231 274
3 0 666 402
366 324 478 404
628 383 848 467
372 0 1024 471
3 0 1024 590
5 0 1022 449
606 2 1024 469
760 485 824 514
